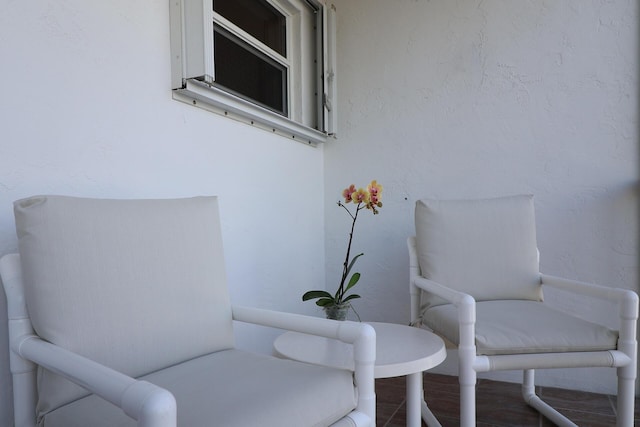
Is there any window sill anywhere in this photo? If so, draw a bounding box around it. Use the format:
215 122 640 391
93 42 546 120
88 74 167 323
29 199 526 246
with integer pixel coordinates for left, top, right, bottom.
173 79 329 146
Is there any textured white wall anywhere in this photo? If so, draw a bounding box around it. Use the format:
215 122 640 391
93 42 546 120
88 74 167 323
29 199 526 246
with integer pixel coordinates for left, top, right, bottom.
0 1 325 424
326 0 638 393
0 1 637 424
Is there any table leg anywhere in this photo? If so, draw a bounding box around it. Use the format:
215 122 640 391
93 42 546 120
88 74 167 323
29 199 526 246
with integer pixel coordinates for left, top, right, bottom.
421 400 442 427
406 372 422 427
407 372 442 427
420 373 442 427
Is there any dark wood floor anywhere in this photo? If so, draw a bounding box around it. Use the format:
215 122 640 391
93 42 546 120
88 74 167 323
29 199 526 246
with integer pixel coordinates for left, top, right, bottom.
376 373 640 427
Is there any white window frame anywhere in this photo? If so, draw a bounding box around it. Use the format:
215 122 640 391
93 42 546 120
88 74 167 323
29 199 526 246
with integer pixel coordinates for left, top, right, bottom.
169 0 337 145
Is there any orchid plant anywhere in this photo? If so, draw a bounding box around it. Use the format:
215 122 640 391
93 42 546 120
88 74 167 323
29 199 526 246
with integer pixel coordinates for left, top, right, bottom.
302 180 383 312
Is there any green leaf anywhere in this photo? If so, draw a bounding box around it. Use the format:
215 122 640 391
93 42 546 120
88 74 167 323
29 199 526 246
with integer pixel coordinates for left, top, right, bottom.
315 298 335 307
343 294 361 302
344 272 360 293
302 290 333 301
345 253 364 278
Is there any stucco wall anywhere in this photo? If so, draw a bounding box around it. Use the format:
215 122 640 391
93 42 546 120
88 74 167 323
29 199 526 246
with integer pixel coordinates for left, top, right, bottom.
0 1 326 424
0 0 638 424
326 0 638 393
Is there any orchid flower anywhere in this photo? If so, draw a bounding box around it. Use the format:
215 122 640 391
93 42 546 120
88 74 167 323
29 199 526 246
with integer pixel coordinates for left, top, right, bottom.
302 180 383 316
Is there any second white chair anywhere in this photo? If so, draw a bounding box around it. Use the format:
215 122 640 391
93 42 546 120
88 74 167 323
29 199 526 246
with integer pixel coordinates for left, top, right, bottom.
408 194 637 427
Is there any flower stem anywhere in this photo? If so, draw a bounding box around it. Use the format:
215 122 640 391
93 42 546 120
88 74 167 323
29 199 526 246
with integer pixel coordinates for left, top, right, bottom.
337 203 361 302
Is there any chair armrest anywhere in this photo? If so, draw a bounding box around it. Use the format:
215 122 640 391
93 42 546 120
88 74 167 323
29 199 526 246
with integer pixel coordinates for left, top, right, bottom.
231 305 376 425
541 274 639 366
541 274 638 307
13 335 176 427
411 276 475 308
541 273 639 337
409 277 478 365
232 305 375 344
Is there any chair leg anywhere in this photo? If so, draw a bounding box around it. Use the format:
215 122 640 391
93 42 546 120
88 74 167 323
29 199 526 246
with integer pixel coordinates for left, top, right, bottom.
616 365 636 427
522 369 535 401
522 367 635 427
458 359 476 427
522 370 578 427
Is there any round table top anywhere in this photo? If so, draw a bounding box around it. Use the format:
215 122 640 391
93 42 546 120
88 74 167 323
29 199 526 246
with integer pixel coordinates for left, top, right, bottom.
273 322 446 378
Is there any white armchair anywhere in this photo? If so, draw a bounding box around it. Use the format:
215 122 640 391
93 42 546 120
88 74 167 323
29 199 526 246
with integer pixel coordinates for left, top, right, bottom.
408 194 637 427
1 195 376 427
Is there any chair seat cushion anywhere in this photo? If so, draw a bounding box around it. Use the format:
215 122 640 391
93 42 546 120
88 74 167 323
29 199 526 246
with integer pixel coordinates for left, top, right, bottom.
423 300 618 355
41 349 357 427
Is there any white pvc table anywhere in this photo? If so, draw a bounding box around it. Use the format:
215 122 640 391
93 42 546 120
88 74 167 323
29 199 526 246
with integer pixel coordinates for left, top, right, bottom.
273 322 446 427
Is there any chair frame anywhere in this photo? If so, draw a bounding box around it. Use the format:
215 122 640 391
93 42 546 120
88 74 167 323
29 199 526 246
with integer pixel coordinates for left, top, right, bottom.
408 236 638 427
1 253 377 427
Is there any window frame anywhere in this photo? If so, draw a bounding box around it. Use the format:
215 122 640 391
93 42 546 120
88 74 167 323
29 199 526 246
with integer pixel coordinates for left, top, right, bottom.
169 0 337 145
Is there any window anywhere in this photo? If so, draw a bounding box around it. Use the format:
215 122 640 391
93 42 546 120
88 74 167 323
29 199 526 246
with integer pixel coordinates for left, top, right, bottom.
213 0 288 115
170 0 337 145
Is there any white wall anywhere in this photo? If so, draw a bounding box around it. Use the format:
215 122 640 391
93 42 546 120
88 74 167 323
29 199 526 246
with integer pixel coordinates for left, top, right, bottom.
326 0 638 393
0 1 637 424
0 1 326 424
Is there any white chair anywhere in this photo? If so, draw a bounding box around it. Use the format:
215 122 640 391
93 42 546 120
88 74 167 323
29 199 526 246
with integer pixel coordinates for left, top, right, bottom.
1 195 376 427
408 194 637 427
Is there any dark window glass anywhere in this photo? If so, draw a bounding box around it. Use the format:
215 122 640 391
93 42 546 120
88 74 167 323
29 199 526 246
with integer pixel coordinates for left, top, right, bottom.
214 0 286 56
213 28 287 116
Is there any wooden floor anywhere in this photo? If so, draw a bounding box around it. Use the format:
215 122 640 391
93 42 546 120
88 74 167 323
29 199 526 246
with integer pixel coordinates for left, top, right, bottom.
376 373 640 427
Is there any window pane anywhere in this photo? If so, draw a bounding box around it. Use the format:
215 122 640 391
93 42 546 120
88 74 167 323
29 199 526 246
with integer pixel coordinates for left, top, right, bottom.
214 0 286 56
214 28 287 116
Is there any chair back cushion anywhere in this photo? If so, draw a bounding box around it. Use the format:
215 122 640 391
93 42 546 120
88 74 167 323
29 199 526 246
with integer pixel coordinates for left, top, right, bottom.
14 195 234 418
415 195 542 309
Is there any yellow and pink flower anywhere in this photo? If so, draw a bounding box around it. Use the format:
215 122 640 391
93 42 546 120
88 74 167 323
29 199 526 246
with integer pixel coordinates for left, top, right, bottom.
351 188 370 204
367 180 383 209
342 184 356 203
